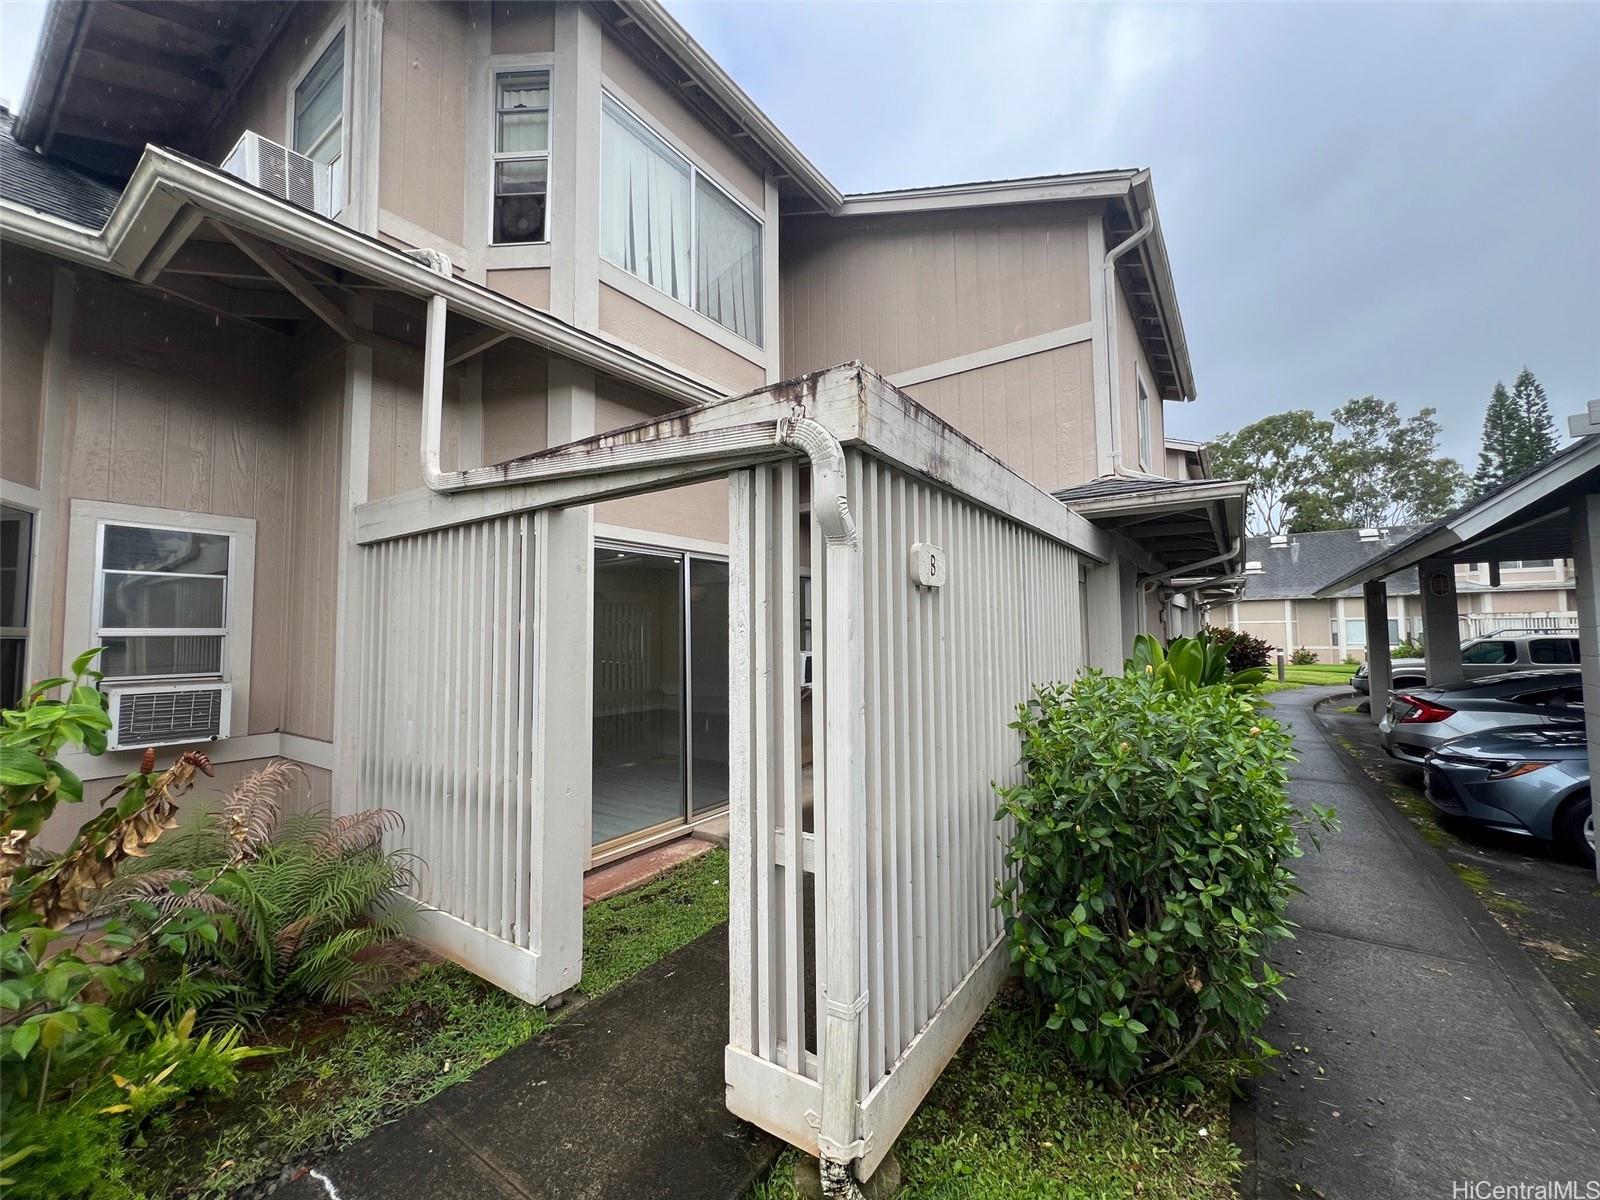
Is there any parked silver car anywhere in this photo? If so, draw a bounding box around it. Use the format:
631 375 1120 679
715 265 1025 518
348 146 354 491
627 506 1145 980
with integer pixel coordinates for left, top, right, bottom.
1379 671 1585 765
1352 631 1581 694
1424 726 1594 866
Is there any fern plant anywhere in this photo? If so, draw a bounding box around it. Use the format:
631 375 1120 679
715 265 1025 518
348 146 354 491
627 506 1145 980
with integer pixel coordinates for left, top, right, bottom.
112 762 412 1024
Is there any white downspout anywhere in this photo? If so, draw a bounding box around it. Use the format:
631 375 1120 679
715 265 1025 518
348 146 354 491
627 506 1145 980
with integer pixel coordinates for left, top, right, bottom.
777 413 867 1198
416 250 455 492
1103 207 1155 475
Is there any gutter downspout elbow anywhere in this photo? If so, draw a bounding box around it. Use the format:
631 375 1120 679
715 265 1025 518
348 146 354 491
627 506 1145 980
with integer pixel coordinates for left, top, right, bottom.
1101 207 1155 474
415 250 457 494
777 413 858 548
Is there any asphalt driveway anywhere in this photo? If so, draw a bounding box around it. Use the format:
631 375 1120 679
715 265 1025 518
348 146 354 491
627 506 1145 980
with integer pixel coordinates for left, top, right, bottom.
1321 696 1600 1032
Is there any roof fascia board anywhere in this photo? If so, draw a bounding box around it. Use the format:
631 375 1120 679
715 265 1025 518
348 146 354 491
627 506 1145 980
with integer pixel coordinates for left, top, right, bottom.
1126 171 1195 400
1062 480 1248 517
836 173 1136 217
620 0 842 212
0 146 725 409
14 0 88 150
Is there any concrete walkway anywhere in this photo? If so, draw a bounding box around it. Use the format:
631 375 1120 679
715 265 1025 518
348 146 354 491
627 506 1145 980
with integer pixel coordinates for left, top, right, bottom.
279 926 778 1200
1238 686 1600 1198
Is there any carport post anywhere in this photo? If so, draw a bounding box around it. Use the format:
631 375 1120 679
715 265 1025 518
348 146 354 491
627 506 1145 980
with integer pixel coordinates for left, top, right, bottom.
1419 558 1463 685
1571 494 1600 882
1363 580 1391 725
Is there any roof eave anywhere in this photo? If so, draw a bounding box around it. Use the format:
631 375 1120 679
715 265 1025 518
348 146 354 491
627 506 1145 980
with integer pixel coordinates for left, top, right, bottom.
13 0 86 152
1127 172 1195 401
621 0 842 212
1312 437 1600 598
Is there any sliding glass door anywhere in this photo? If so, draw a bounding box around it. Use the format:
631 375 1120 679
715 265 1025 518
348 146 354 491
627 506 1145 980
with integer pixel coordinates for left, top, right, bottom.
591 544 729 849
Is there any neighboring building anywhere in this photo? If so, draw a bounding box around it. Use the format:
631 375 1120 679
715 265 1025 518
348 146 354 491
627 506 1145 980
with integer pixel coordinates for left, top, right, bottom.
0 2 1248 1174
1224 527 1579 662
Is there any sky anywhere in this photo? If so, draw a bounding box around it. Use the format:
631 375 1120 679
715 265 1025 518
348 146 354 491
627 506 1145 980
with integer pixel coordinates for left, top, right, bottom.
1 1 1594 465
662 0 1599 465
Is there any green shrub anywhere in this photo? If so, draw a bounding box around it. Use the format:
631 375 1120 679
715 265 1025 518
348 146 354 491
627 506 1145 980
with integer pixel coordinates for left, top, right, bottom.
1201 625 1273 673
1127 633 1267 694
1289 647 1319 666
1393 637 1424 658
996 669 1333 1093
1 652 269 1200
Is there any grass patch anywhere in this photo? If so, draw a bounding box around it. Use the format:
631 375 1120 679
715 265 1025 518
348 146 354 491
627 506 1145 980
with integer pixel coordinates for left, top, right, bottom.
1259 663 1358 695
135 847 729 1198
749 987 1238 1200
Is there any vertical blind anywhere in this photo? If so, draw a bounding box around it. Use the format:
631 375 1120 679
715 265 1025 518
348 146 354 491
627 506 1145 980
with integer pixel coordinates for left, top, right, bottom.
600 95 762 345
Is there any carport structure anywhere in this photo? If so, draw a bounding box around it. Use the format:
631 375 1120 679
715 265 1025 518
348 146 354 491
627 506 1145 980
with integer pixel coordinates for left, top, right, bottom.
1315 430 1600 880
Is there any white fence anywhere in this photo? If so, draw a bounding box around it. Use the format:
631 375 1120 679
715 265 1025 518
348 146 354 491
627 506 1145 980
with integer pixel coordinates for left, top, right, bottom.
725 444 1088 1178
1460 611 1579 639
347 364 1111 1181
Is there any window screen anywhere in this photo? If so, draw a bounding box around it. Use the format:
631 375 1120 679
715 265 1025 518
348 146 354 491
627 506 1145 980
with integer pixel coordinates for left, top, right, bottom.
96 525 230 679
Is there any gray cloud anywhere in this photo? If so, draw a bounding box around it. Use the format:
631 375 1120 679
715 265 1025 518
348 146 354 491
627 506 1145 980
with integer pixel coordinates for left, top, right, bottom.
669 0 1600 463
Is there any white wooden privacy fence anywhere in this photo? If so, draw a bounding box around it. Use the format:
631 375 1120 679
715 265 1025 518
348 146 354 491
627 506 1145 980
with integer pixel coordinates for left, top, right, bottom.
347 365 1112 1182
724 445 1089 1179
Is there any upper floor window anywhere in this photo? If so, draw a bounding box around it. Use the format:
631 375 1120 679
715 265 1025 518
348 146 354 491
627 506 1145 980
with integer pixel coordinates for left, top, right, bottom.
493 70 550 244
600 94 763 346
294 28 345 210
95 523 233 681
1 504 32 708
1136 377 1152 470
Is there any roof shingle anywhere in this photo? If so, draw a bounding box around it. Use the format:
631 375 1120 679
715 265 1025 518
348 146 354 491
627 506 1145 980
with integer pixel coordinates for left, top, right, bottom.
0 107 121 230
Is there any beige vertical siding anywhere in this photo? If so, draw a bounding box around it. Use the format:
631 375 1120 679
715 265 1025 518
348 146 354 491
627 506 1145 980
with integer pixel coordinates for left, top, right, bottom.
488 267 552 313
282 357 346 740
1 245 52 488
599 29 764 208
780 207 1092 381
48 271 345 739
57 273 295 731
380 0 472 249
597 284 765 396
481 341 550 465
491 1 555 54
900 341 1095 493
366 348 462 500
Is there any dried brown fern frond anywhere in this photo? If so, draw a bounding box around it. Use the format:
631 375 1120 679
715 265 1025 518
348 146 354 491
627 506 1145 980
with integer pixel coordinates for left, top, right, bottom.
223 759 305 863
101 867 239 920
273 913 316 967
308 809 403 859
24 750 213 928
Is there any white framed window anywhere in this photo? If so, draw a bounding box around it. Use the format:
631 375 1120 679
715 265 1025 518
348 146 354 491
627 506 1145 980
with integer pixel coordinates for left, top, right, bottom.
66 502 255 729
292 25 346 214
491 69 550 245
600 92 763 346
1136 375 1153 471
1 503 33 708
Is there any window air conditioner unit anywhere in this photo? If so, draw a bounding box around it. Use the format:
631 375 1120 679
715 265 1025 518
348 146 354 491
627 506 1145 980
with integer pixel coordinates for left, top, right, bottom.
106 682 232 751
221 131 333 217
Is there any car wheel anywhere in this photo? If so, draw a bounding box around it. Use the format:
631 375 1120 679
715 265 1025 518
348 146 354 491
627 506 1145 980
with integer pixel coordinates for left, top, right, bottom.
1554 792 1596 868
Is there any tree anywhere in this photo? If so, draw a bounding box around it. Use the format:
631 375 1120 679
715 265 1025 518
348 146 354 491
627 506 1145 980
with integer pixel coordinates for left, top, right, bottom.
1508 367 1558 475
1474 381 1521 495
1475 368 1560 495
1211 398 1468 535
1207 410 1335 535
1322 396 1468 528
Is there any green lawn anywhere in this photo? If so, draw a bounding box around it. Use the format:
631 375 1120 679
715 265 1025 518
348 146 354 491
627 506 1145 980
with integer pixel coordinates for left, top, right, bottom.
1260 661 1358 692
133 847 730 1199
749 987 1239 1200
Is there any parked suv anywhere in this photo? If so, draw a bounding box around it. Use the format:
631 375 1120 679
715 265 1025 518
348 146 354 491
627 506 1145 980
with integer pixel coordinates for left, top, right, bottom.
1352 631 1581 694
